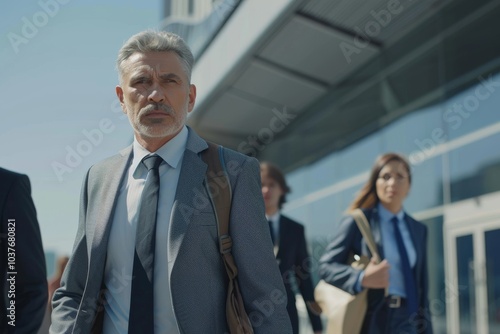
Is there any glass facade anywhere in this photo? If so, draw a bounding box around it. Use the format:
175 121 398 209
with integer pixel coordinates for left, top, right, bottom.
449 131 500 202
283 69 500 220
279 2 500 331
283 74 500 332
162 0 242 60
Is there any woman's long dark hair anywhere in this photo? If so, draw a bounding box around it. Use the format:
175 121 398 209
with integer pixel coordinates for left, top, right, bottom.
348 153 411 211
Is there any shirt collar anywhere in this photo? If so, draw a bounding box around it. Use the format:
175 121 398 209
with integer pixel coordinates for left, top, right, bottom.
266 211 281 225
377 202 405 223
131 126 188 176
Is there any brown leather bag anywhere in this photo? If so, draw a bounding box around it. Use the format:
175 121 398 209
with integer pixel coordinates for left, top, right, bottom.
314 209 382 334
201 142 254 334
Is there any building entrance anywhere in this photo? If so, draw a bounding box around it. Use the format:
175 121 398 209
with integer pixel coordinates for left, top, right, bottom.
445 192 500 334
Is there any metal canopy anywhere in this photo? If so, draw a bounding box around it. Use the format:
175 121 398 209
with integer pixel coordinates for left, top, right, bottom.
187 0 499 170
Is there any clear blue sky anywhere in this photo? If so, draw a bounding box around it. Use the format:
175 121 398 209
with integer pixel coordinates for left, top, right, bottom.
0 0 162 256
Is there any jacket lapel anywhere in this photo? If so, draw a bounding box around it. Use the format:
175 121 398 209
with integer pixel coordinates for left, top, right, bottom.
404 213 422 273
275 216 286 259
168 128 208 271
90 146 132 263
369 207 385 260
404 213 420 256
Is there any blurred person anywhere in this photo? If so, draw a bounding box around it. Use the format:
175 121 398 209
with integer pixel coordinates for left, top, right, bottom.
0 167 47 333
261 162 323 334
48 256 69 304
50 30 291 333
319 153 433 334
39 255 70 334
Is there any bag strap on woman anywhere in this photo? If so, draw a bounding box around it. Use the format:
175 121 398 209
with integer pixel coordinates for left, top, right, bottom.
350 208 381 264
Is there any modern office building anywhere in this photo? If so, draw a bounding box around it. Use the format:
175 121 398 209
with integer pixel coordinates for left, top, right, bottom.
164 0 500 333
163 0 218 21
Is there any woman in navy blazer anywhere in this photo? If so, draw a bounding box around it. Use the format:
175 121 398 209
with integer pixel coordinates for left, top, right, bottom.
319 153 433 334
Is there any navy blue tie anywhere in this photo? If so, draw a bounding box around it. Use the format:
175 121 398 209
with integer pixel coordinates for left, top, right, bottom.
129 155 163 333
268 220 276 245
392 216 418 316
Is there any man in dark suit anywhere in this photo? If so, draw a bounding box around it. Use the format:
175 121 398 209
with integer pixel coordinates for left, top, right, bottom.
261 162 323 334
50 31 291 333
0 167 47 333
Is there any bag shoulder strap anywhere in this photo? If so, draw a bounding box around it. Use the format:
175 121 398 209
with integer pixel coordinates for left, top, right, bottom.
350 208 381 264
201 142 236 273
201 143 254 333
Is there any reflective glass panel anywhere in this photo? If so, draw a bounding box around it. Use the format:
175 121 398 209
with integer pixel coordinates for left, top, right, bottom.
449 132 500 202
456 234 475 334
485 228 500 334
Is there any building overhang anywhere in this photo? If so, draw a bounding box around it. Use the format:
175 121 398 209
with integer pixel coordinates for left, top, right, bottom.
186 0 500 171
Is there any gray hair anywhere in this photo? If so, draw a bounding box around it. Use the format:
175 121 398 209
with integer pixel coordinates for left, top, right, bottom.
117 30 194 83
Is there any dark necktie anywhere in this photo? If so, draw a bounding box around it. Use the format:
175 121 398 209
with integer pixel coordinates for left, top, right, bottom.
269 220 275 245
392 216 418 315
128 155 163 333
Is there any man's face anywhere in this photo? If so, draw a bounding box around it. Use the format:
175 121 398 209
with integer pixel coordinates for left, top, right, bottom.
116 51 196 144
261 172 284 213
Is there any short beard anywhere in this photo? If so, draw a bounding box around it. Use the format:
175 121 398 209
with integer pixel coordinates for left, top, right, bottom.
127 103 187 139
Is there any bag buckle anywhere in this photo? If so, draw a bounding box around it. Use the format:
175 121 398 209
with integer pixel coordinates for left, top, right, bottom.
220 234 233 254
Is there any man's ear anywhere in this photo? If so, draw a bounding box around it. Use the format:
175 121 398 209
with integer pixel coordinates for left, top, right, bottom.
116 86 124 103
116 86 126 113
187 84 197 113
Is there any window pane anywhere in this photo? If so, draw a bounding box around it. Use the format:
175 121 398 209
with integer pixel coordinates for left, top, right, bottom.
485 228 500 334
307 194 342 239
406 156 443 212
286 167 308 202
443 72 500 141
456 234 475 334
382 105 444 160
449 132 500 202
306 154 338 193
337 133 382 180
421 216 447 334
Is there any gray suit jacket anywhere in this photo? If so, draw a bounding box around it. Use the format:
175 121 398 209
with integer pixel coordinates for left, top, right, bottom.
50 128 292 333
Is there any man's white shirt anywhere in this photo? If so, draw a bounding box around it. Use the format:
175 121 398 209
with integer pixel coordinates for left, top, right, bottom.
102 127 188 334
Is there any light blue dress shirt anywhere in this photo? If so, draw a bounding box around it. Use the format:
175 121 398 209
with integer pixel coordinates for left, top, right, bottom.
355 203 416 297
102 126 188 334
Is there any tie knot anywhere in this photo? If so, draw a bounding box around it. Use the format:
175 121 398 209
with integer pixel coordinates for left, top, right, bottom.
142 155 163 171
391 216 399 224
